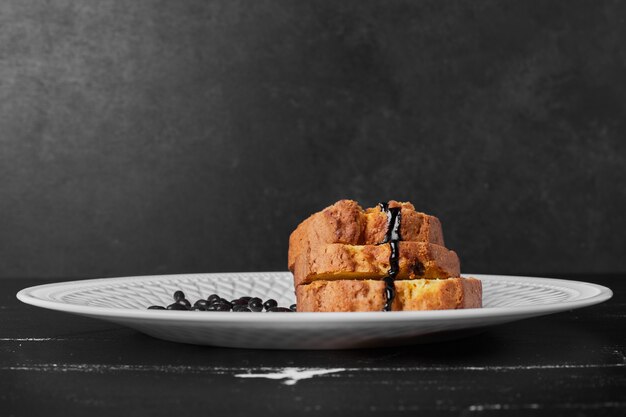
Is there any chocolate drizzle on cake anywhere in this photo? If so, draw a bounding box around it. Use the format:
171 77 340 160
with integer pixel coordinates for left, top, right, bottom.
378 202 402 311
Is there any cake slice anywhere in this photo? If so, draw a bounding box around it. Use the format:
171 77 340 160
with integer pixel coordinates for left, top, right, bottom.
296 277 482 312
288 200 445 271
292 241 460 287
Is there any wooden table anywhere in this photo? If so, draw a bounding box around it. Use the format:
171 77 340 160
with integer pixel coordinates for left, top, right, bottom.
2 275 624 416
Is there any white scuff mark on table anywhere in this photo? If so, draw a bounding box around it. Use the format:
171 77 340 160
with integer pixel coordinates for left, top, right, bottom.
468 403 542 411
467 402 626 412
4 362 625 374
0 338 56 341
234 367 346 385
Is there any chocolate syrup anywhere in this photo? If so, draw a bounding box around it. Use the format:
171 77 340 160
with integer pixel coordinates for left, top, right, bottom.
378 202 402 311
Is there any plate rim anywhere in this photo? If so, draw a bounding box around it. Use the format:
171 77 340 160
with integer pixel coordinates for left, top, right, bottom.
16 272 613 323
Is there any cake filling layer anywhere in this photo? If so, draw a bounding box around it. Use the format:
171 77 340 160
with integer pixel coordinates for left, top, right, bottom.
292 242 460 286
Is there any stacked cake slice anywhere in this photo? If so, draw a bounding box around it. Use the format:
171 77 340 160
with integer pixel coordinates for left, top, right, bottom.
288 200 482 312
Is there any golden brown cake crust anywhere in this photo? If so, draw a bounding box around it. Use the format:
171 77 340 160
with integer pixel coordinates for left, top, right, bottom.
288 200 445 271
292 242 460 287
296 277 482 312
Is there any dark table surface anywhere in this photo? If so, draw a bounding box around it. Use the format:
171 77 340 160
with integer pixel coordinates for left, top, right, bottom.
2 275 624 416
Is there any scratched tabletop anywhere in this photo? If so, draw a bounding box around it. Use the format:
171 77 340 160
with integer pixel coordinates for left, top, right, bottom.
2 275 624 416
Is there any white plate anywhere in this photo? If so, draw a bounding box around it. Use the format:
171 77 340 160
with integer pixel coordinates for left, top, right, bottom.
17 273 612 350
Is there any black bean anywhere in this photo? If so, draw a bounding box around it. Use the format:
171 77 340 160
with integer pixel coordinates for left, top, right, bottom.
207 294 221 304
167 303 188 310
194 299 209 308
238 296 252 302
173 291 185 301
248 300 263 312
233 306 251 312
231 299 248 306
289 304 297 312
148 305 165 310
176 299 191 308
249 297 262 305
214 303 232 311
263 299 278 310
268 307 293 312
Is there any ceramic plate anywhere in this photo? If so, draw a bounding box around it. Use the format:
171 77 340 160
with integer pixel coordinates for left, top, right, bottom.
16 273 612 349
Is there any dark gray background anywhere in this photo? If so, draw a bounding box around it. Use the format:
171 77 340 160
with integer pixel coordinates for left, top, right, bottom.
1 0 624 279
